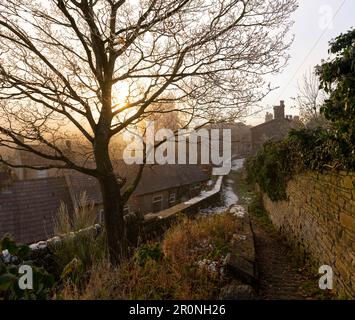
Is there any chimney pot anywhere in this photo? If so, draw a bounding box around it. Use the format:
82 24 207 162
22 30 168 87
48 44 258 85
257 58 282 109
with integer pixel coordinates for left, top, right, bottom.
265 112 273 122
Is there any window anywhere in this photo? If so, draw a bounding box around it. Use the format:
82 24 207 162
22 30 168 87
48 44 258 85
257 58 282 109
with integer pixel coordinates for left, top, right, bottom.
152 195 163 213
169 192 176 204
190 183 201 193
37 170 47 179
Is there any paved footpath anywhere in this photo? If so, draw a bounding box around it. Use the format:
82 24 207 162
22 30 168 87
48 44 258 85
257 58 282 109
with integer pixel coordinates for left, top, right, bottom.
225 160 329 300
252 218 318 300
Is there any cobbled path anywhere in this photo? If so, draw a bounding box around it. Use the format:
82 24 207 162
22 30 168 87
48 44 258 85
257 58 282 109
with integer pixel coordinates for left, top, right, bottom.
252 218 316 300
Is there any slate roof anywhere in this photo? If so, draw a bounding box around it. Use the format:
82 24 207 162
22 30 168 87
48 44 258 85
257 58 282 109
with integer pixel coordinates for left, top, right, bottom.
64 162 211 204
0 177 74 244
133 164 211 196
0 163 210 244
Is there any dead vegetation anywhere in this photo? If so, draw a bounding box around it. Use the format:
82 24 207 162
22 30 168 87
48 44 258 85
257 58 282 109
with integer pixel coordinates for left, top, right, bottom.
57 213 238 300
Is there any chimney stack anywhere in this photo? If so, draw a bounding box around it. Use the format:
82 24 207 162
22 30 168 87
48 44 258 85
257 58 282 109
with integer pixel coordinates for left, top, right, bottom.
265 112 273 122
274 100 285 120
65 140 72 151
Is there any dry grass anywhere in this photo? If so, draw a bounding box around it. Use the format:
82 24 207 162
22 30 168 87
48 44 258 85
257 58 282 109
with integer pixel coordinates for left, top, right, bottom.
54 192 98 235
52 192 107 274
58 213 238 300
163 213 237 263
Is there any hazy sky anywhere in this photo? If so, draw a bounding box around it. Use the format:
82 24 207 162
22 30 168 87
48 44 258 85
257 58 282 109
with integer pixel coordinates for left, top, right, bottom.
248 0 354 125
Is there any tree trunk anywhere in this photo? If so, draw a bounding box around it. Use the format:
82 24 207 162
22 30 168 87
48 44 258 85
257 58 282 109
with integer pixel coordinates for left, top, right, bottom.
94 126 127 265
99 173 127 265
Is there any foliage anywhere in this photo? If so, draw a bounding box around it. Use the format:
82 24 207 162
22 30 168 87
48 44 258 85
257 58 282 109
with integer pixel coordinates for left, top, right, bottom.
133 243 163 266
58 213 238 300
317 28 355 163
247 30 355 201
60 257 85 286
287 128 350 170
52 194 107 280
246 127 354 201
245 140 293 201
0 236 55 300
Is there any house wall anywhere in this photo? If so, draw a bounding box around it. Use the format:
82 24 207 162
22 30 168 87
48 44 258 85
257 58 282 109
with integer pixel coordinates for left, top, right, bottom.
260 171 355 297
206 123 252 157
128 183 205 215
251 118 297 153
14 175 224 265
20 168 62 180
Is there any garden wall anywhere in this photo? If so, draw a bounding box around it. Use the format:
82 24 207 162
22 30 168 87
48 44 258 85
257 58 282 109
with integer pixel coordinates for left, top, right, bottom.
2 175 224 264
260 170 355 297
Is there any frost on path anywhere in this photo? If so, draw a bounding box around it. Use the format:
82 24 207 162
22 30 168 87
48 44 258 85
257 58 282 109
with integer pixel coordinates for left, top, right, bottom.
231 158 245 172
230 205 246 217
200 158 246 215
223 184 239 207
184 175 223 205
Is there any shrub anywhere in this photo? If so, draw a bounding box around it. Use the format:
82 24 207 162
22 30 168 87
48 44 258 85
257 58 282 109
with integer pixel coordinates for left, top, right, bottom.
246 140 293 201
317 28 355 164
0 236 55 300
246 127 355 201
58 213 238 300
133 243 163 266
288 128 347 170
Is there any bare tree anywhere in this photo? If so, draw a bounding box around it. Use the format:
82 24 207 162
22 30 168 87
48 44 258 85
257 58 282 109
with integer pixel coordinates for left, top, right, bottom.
0 0 297 264
144 95 184 131
292 70 328 127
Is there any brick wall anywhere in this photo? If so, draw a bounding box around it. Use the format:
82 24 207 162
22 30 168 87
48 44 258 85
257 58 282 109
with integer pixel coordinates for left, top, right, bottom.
260 171 355 297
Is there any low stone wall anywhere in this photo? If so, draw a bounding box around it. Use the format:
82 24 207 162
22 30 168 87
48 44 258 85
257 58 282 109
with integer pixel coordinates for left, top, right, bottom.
140 176 223 241
260 170 355 297
2 175 224 263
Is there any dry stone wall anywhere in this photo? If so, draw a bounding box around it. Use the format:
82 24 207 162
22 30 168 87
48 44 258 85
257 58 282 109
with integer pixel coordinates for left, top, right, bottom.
260 171 355 297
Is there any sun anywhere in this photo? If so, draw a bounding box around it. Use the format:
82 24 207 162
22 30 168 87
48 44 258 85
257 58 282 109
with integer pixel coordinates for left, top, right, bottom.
112 81 130 112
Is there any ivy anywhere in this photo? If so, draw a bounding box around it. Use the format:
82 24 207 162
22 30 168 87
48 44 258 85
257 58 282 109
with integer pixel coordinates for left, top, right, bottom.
0 236 55 300
246 128 355 202
317 28 355 163
246 140 293 201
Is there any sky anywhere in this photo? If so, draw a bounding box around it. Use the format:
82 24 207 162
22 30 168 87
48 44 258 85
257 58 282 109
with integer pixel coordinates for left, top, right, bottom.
247 0 354 125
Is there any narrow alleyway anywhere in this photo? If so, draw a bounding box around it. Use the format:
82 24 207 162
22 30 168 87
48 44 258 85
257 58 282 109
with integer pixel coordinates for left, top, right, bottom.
225 159 325 300
252 219 314 299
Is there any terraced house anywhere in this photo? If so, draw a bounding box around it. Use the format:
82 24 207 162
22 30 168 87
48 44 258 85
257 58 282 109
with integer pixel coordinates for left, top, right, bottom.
0 162 211 244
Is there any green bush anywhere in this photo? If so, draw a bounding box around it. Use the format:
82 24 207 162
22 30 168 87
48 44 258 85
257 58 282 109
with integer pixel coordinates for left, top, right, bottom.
246 128 354 201
288 128 354 171
317 28 355 164
0 236 55 300
246 140 293 201
133 242 163 266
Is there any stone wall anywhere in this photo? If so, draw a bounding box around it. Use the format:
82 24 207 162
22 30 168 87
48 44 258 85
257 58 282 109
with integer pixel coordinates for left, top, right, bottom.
2 175 224 264
260 170 355 297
